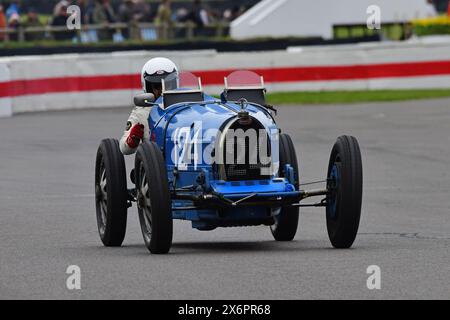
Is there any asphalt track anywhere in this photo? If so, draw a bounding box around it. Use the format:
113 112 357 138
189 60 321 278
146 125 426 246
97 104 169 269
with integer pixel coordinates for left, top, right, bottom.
1 99 449 300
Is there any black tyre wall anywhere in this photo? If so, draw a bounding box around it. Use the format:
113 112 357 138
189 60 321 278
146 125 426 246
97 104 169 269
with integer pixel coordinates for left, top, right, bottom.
326 135 363 249
270 134 300 241
135 142 173 254
95 139 128 246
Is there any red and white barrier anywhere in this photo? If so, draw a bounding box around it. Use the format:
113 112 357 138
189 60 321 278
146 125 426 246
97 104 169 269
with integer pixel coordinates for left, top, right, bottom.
0 62 12 117
1 39 450 117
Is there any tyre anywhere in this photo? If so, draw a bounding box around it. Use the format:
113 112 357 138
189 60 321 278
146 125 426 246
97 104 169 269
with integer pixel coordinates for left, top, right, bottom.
326 135 363 249
270 133 300 241
95 139 128 246
135 142 173 254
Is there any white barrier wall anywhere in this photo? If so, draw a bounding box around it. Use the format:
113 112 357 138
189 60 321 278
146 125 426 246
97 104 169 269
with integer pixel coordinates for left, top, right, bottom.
0 39 450 116
1 50 220 114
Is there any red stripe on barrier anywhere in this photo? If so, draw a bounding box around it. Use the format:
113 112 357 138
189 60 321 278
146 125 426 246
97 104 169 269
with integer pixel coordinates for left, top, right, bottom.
0 74 140 98
196 60 450 83
1 60 449 98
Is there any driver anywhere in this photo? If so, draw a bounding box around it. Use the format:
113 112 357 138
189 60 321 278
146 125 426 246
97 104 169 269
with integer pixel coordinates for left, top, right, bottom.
120 57 179 155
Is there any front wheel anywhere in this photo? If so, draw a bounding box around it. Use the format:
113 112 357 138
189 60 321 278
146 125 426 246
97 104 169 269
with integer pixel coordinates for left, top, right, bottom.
135 142 173 254
326 135 363 249
270 133 300 241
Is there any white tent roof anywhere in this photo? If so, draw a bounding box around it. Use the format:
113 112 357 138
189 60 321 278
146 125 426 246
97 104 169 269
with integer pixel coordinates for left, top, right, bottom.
231 0 434 39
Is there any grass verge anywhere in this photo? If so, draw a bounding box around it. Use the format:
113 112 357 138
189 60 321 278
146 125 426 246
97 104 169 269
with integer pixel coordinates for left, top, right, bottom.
266 89 450 105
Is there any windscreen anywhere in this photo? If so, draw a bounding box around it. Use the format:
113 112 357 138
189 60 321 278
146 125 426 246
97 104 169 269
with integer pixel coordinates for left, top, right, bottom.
163 71 202 92
155 72 179 91
179 72 202 90
162 71 204 108
225 70 264 89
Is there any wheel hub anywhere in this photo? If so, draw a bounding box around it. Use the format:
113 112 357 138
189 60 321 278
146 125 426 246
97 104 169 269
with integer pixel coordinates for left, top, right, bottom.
95 185 102 199
327 163 340 219
137 193 146 209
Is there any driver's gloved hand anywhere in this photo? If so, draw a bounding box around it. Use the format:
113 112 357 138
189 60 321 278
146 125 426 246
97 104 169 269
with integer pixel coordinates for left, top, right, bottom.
126 124 144 149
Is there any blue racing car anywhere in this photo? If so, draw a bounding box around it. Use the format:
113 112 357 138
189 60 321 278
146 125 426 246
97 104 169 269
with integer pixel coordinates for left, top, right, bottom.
95 71 363 254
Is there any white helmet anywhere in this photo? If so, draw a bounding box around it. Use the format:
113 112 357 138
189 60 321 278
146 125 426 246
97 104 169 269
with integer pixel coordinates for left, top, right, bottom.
141 57 179 94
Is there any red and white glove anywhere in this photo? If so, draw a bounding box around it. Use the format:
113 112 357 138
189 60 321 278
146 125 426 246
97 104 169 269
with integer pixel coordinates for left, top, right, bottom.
126 124 144 149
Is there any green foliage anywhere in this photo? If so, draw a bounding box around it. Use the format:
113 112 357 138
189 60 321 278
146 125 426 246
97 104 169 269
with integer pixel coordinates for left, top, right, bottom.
266 89 450 105
413 24 450 36
412 15 450 36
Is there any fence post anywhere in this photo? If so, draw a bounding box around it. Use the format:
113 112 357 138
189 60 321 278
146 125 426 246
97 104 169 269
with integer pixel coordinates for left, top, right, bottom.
130 22 139 40
216 23 224 38
18 26 25 42
186 22 194 40
162 23 169 40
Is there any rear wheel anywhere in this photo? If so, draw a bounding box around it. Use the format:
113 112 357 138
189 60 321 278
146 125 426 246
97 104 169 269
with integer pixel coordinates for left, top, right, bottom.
135 142 173 254
326 135 363 248
270 133 300 241
95 139 128 246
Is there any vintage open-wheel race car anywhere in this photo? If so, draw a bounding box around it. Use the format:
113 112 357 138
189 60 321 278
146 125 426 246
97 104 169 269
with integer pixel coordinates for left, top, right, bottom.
95 70 363 254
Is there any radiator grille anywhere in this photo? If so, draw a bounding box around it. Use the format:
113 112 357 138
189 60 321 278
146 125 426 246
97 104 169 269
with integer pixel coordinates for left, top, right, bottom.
220 118 272 181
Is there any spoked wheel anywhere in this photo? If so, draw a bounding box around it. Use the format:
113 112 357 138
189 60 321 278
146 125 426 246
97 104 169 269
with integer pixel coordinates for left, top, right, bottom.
97 164 108 235
95 139 128 246
326 135 363 249
135 142 173 254
137 164 153 245
270 133 300 241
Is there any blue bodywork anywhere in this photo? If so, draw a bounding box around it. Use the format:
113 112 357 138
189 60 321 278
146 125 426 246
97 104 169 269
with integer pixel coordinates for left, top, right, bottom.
147 93 301 230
